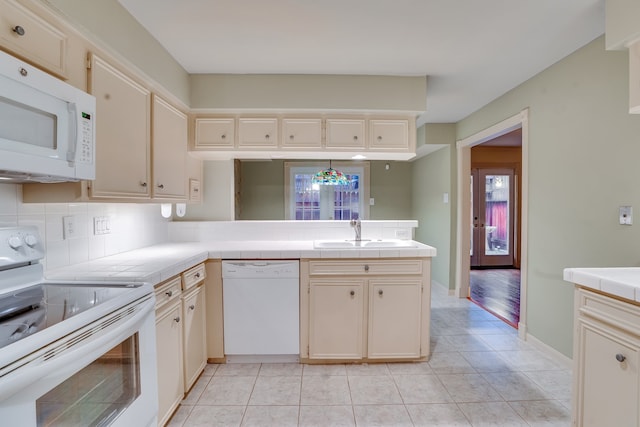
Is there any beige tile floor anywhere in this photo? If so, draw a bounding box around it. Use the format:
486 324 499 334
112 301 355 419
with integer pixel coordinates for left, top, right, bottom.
167 284 572 426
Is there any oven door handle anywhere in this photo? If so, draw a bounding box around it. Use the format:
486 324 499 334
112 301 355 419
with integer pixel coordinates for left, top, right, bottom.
0 297 154 401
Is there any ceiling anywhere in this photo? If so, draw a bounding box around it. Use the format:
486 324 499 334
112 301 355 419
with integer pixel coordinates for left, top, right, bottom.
117 0 605 124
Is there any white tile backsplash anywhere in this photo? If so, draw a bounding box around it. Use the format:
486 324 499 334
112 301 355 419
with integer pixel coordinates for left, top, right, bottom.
168 220 418 243
0 184 169 271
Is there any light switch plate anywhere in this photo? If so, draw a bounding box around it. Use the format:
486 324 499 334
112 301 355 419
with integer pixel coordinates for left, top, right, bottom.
619 206 633 225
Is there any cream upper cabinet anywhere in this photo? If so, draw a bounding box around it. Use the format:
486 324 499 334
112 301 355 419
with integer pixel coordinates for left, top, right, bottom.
238 118 278 148
0 0 68 78
154 276 184 427
309 279 365 359
194 117 235 148
301 258 430 362
606 0 640 50
368 279 422 359
369 119 410 150
325 118 366 149
573 288 640 426
88 54 151 199
152 95 187 200
281 118 322 149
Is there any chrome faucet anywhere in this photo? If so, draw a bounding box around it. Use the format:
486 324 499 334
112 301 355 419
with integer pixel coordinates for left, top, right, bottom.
350 218 361 242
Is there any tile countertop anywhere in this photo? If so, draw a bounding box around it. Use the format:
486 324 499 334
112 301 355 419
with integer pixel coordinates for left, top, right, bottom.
45 240 437 286
563 267 640 303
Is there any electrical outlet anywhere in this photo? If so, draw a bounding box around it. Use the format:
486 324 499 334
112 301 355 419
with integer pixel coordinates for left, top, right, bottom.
619 206 633 225
63 216 76 239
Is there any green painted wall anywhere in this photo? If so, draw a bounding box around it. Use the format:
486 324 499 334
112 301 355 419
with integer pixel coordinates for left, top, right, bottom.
458 36 640 357
412 124 456 289
237 160 413 220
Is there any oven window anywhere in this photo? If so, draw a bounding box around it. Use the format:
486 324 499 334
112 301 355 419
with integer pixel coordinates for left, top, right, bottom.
36 333 141 426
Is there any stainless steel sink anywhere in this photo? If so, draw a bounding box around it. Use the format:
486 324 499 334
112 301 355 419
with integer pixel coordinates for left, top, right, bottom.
313 239 418 249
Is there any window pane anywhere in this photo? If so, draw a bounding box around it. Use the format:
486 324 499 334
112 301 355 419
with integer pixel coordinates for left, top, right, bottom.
293 172 360 220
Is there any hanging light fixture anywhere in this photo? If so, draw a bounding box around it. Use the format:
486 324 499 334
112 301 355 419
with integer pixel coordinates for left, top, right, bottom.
312 160 350 186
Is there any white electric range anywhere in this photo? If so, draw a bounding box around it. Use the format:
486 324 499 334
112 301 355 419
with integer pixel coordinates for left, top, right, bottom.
0 226 158 427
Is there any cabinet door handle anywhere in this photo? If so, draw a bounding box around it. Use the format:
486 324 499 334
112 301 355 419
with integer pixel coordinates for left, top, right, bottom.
353 135 358 141
364 265 370 272
265 134 270 140
378 289 383 296
350 290 355 296
140 181 147 187
12 25 25 36
157 183 164 189
221 134 226 139
189 304 195 310
290 135 294 140
173 316 180 323
165 290 173 297
616 353 626 363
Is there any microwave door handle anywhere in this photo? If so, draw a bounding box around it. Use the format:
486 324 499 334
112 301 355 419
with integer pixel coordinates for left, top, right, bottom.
66 102 78 166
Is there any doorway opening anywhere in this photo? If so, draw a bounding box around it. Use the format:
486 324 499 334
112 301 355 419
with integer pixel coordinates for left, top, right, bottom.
456 110 528 337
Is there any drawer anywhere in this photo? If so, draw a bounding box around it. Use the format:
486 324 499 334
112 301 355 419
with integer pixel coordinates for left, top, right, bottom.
0 0 68 78
182 263 206 290
155 276 182 309
577 288 640 337
308 259 423 276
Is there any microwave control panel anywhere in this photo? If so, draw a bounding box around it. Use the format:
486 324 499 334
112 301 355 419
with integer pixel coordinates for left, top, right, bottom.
79 112 93 164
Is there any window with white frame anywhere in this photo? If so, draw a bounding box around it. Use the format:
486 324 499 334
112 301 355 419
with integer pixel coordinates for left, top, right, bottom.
284 161 370 220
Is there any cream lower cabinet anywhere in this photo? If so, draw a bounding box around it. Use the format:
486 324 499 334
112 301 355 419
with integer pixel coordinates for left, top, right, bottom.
309 279 365 359
368 279 422 358
301 258 430 362
181 263 207 393
573 288 640 427
154 276 184 427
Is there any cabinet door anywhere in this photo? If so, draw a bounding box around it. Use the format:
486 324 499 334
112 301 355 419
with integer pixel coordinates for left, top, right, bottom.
369 119 409 150
576 320 640 427
309 279 364 359
368 279 422 359
238 118 278 148
281 118 322 149
182 285 207 393
194 117 235 148
155 302 184 427
88 54 151 198
325 118 365 149
152 95 187 199
0 0 67 77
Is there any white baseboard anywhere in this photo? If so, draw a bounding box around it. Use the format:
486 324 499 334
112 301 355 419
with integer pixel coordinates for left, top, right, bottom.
524 332 573 370
432 280 456 296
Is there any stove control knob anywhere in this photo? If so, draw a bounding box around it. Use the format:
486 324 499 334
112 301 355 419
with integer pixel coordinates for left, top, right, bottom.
8 235 23 250
24 234 38 247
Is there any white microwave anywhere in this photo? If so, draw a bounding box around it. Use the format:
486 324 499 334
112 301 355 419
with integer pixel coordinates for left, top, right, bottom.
0 50 96 183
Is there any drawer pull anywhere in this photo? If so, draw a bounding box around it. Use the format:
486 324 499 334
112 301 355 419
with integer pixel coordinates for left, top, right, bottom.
12 25 25 36
364 265 370 272
140 181 147 187
189 304 195 310
350 290 355 296
616 353 626 363
173 316 180 323
195 272 201 278
165 290 173 297
378 289 384 296
157 183 164 189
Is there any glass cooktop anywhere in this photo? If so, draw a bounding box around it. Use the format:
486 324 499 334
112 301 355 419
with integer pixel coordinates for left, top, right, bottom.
0 282 144 349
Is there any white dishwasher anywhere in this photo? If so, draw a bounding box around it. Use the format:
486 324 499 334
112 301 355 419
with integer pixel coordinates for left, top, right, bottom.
222 260 299 363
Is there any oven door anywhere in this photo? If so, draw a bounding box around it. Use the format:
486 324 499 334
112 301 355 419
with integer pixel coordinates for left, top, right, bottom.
0 295 157 427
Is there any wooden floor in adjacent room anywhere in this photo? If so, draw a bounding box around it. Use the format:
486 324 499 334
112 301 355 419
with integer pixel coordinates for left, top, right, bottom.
469 268 521 328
